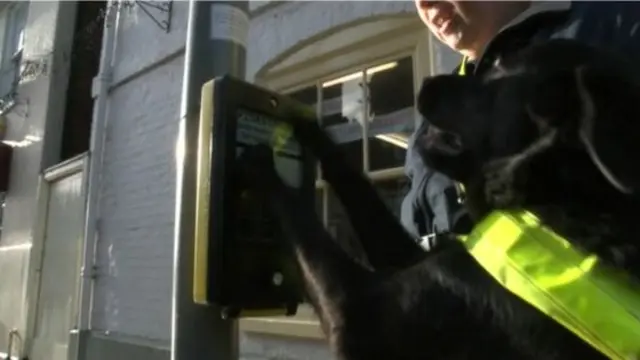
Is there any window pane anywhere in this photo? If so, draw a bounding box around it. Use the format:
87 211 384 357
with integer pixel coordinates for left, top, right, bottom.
321 72 365 172
366 57 415 171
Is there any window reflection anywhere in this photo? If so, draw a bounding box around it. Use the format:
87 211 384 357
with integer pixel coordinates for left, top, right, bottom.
367 57 414 171
286 56 415 235
321 74 364 171
321 74 364 127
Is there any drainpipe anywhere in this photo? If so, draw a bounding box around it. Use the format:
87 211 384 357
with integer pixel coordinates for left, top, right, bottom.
74 0 119 352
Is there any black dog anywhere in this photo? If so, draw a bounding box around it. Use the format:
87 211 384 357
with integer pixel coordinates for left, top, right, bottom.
417 39 640 272
238 39 640 360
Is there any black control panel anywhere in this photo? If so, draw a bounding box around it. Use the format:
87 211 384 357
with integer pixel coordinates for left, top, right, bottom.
193 75 316 319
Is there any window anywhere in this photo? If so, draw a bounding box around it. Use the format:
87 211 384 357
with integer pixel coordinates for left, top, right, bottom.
0 2 28 109
241 56 419 339
240 14 432 339
289 57 414 255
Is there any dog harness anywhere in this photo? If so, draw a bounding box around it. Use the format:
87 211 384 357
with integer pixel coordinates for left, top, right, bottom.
458 56 469 76
457 210 640 360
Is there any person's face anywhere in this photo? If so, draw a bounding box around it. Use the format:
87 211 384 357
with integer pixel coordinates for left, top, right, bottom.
415 1 526 58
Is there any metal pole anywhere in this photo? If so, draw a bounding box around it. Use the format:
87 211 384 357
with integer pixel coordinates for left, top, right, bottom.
171 1 249 359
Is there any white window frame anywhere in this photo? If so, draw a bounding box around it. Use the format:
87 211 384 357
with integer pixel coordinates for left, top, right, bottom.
240 16 436 339
306 55 416 179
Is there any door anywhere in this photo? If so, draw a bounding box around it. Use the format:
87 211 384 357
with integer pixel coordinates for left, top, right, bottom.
29 156 87 360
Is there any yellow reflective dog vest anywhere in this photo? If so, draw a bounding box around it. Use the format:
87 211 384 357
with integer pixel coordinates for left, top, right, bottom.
454 56 640 359
458 211 640 359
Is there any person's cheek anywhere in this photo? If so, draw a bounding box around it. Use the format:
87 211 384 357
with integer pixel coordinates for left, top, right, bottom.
418 10 432 28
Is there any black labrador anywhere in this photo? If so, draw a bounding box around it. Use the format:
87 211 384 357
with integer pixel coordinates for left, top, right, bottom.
238 39 640 360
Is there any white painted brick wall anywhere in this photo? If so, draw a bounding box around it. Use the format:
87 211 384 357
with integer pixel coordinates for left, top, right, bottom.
247 1 416 80
91 0 189 342
111 2 188 85
93 53 184 341
91 2 451 358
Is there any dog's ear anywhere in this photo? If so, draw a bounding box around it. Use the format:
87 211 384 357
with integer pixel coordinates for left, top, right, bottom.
573 65 640 196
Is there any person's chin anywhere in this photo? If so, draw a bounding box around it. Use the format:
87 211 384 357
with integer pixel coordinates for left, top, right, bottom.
444 38 463 52
443 33 469 54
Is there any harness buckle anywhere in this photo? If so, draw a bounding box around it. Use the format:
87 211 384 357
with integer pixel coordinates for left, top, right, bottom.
420 232 438 251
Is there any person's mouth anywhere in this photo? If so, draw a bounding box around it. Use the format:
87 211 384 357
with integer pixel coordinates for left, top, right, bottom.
426 4 454 33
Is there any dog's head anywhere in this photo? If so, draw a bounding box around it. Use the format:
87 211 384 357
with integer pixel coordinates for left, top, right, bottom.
416 39 640 207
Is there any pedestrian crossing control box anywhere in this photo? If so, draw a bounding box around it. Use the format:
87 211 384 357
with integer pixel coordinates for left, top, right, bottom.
193 75 316 319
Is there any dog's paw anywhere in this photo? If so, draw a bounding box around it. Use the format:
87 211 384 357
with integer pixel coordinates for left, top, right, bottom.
483 157 527 207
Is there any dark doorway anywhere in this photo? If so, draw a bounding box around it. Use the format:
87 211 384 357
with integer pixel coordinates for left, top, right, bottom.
60 1 107 161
